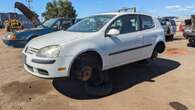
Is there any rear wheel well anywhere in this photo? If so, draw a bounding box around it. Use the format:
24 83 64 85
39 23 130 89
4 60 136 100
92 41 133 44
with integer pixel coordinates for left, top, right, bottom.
155 41 166 53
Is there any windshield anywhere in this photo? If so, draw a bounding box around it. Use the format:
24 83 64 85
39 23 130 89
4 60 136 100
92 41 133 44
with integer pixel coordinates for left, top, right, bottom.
67 15 115 32
37 19 57 28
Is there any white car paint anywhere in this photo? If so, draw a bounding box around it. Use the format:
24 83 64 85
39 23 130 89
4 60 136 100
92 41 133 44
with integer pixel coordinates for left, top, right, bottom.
23 12 165 78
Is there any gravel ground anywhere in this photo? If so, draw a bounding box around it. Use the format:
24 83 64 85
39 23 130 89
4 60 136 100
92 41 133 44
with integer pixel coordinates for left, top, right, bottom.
0 30 194 110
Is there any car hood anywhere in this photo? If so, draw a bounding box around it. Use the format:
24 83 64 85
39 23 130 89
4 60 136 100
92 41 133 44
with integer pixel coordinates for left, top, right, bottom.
27 31 94 49
15 2 41 27
17 27 44 33
14 27 51 39
2 28 46 40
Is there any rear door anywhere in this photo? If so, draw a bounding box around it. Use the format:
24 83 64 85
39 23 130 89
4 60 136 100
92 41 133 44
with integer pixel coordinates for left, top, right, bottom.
140 15 157 58
105 14 143 68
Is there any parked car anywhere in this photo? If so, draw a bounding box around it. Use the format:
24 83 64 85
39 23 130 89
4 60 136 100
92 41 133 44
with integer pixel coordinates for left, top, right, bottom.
1 18 73 48
183 19 192 39
23 12 165 95
159 18 176 40
185 15 195 46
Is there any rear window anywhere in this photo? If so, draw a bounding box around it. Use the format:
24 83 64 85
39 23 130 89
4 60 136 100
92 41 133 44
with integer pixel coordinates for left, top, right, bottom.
140 15 154 30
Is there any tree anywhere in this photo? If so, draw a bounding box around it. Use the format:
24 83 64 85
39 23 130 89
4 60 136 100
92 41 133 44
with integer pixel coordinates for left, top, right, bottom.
42 0 77 20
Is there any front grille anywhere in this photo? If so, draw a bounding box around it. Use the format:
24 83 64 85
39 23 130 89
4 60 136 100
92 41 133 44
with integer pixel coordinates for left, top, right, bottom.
25 47 39 55
37 69 49 76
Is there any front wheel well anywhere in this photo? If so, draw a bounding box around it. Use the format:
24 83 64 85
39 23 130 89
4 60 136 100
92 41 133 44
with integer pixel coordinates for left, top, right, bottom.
155 41 166 53
79 51 103 69
70 51 103 71
69 51 103 80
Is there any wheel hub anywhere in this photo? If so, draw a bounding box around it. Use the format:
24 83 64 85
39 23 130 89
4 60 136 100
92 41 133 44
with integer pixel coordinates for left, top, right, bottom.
79 66 93 81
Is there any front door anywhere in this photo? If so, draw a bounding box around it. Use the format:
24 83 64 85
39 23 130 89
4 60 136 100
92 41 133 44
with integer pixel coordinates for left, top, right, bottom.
105 14 143 68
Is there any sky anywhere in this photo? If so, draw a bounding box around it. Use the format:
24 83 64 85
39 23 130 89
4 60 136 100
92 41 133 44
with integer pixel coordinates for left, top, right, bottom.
0 0 195 19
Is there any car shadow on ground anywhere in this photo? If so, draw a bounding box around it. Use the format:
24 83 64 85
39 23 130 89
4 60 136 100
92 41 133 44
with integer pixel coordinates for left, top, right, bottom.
173 37 185 41
52 58 180 100
166 37 185 42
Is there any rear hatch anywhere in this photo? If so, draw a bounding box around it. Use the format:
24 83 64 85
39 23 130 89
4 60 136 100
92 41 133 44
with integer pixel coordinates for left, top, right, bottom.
15 2 41 27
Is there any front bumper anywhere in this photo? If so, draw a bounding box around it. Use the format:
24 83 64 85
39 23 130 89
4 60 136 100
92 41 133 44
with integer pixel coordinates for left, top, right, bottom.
23 53 74 79
1 39 27 48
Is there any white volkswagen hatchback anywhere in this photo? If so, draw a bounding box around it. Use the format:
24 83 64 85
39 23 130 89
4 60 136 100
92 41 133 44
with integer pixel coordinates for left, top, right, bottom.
23 12 165 90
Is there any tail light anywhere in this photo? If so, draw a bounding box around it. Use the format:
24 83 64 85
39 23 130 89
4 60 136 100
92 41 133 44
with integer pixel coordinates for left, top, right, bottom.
8 34 17 40
179 24 184 32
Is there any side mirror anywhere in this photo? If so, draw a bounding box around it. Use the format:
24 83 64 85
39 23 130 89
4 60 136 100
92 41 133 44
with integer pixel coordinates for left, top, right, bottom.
107 28 120 37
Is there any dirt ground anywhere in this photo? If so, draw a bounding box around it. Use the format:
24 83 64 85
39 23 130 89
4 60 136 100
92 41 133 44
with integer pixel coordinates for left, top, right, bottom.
0 30 194 110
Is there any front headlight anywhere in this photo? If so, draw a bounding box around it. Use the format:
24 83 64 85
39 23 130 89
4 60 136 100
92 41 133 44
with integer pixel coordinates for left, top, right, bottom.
7 34 16 40
36 45 61 58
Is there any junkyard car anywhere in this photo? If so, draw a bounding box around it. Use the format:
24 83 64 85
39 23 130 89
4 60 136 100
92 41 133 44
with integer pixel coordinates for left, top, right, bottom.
183 19 192 39
159 18 176 40
1 18 73 48
185 15 195 46
23 12 165 94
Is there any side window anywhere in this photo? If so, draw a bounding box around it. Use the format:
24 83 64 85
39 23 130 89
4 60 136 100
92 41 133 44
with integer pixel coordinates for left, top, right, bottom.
109 15 140 34
110 18 123 32
140 15 154 30
53 20 61 29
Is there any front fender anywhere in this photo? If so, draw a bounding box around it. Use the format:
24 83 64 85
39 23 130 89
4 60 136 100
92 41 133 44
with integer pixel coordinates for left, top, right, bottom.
59 38 106 69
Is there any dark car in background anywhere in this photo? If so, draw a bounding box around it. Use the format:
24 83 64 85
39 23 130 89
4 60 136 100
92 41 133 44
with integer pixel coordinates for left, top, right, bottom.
1 18 73 48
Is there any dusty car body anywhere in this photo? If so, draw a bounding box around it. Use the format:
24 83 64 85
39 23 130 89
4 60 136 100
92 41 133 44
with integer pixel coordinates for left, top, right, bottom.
23 12 165 84
1 18 73 48
22 12 165 95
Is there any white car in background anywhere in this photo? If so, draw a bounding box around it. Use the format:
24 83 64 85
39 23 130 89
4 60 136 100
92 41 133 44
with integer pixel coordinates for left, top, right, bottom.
23 12 165 95
159 18 177 40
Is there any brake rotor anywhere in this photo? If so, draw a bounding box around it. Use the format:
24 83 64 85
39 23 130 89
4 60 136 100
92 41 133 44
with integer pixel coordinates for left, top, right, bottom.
79 66 93 82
